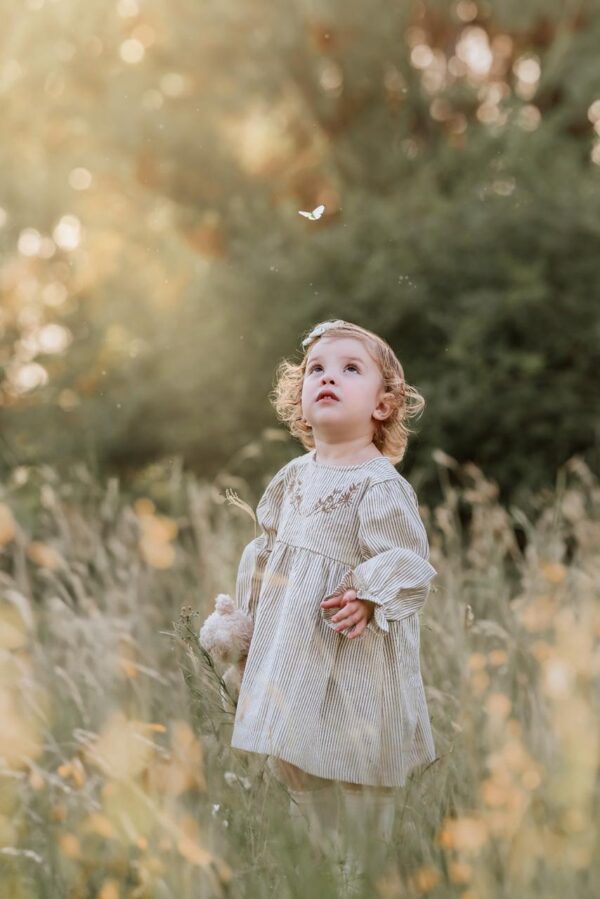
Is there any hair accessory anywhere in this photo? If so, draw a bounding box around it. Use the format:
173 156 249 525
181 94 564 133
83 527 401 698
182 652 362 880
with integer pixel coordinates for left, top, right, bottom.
301 319 347 350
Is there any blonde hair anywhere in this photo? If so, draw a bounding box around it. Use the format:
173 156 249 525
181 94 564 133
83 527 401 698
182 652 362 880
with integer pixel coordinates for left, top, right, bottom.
270 320 425 465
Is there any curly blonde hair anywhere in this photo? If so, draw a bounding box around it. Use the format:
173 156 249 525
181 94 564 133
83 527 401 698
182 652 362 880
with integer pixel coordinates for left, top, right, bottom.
270 320 425 465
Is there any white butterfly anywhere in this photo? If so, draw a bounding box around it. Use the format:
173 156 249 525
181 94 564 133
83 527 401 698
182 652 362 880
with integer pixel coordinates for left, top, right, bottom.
298 204 325 220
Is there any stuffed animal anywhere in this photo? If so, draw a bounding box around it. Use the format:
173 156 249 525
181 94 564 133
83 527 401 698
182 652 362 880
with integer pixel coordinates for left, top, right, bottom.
198 594 254 704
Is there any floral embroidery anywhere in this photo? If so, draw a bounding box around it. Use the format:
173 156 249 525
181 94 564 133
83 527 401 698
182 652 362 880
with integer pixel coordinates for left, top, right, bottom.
288 470 304 513
287 469 361 517
312 483 361 514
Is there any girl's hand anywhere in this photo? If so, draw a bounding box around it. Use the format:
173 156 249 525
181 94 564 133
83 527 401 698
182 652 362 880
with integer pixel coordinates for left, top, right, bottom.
320 589 376 640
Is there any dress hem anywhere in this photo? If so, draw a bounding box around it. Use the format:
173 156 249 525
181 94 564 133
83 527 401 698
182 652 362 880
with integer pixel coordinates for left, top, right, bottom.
230 732 435 789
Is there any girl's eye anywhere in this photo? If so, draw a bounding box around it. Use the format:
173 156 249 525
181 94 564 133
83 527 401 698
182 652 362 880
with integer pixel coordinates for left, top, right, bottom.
308 364 359 373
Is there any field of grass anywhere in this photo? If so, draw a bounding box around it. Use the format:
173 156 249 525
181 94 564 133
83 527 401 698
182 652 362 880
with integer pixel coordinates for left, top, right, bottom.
0 452 598 898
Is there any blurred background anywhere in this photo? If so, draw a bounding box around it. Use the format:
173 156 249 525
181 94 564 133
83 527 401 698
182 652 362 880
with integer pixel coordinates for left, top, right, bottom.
1 0 599 508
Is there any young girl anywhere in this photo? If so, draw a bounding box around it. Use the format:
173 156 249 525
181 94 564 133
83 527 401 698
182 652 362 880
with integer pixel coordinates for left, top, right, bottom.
229 319 437 888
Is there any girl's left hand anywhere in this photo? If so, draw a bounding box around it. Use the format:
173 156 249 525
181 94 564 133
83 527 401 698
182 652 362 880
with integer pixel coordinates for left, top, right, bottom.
320 589 376 639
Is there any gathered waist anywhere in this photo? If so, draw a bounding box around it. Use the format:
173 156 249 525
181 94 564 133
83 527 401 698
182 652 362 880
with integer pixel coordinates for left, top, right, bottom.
272 537 360 569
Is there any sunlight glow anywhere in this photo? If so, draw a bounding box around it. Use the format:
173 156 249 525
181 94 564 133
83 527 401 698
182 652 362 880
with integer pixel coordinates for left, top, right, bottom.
411 44 434 69
18 229 43 257
12 362 49 393
36 323 73 355
69 167 93 190
456 27 493 78
42 282 69 307
53 215 82 251
120 38 145 64
587 99 600 123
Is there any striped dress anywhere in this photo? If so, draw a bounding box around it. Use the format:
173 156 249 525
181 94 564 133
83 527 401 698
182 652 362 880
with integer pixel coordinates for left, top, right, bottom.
230 448 438 788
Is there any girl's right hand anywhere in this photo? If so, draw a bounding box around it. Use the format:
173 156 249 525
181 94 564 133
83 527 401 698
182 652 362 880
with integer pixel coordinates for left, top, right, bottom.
321 589 374 639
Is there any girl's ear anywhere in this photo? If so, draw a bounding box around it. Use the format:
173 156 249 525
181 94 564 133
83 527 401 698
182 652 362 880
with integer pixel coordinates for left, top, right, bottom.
373 392 395 420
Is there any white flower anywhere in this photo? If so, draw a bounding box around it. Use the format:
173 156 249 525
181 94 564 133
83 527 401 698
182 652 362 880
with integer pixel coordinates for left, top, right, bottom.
223 771 252 790
301 319 347 349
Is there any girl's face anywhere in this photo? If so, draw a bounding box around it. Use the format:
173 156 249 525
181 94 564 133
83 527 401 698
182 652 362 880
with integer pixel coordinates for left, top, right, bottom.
301 336 393 443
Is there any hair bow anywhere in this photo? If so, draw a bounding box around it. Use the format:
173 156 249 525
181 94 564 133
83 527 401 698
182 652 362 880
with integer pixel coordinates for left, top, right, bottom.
301 319 347 350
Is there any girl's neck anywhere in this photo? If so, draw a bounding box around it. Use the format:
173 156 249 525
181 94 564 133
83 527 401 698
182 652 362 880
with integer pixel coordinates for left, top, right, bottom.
312 444 383 466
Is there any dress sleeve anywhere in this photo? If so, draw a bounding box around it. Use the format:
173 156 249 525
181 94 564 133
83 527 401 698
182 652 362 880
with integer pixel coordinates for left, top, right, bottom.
234 462 289 624
320 478 437 636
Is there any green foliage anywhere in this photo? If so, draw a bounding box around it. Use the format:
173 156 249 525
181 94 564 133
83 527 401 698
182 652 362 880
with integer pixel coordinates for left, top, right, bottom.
0 0 599 503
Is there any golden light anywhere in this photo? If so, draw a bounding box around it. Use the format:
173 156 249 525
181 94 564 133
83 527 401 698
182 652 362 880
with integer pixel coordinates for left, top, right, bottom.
422 50 447 93
487 648 508 666
409 864 440 892
411 44 434 70
38 237 56 259
0 503 17 546
448 859 472 883
120 38 145 64
86 710 155 780
53 214 82 250
514 55 541 100
0 687 44 769
587 99 600 123
36 323 72 354
429 98 452 121
540 561 567 583
58 833 81 858
406 26 427 47
132 24 157 48
223 103 296 177
1 59 22 89
69 167 92 190
0 596 30 650
18 228 43 257
319 60 343 95
142 88 164 110
485 692 511 719
456 27 493 78
117 0 139 17
26 540 65 569
542 657 573 698
514 56 541 85
97 881 120 899
42 282 68 307
438 815 488 853
160 72 190 97
0 206 7 227
467 652 487 670
518 104 541 131
11 362 49 393
58 388 80 410
456 2 477 23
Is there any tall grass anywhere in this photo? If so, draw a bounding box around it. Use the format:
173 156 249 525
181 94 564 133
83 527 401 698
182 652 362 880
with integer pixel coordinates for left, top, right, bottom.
0 451 598 898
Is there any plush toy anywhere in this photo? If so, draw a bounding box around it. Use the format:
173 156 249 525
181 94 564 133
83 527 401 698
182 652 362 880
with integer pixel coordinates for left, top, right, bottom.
198 593 254 704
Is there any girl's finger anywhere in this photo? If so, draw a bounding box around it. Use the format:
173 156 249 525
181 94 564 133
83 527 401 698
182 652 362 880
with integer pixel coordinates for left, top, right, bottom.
347 621 366 639
333 611 361 628
331 607 355 622
320 596 343 607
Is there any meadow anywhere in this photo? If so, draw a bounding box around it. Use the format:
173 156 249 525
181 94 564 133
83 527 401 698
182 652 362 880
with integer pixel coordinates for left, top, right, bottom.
0 448 598 898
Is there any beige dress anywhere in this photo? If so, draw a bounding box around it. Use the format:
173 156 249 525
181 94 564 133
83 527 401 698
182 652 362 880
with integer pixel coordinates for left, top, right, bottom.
230 448 438 788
